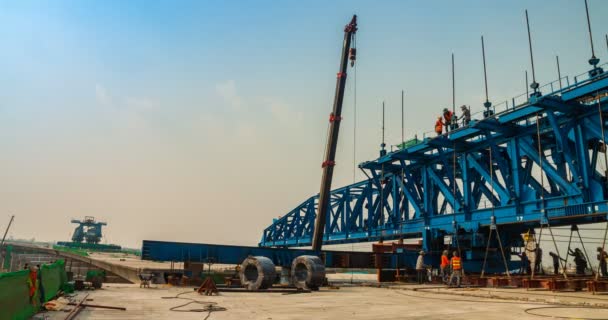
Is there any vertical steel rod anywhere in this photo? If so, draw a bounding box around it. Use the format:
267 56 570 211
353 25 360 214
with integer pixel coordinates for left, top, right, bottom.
401 90 404 145
526 70 529 98
482 36 489 103
452 53 455 114
382 101 385 149
525 10 538 91
556 56 562 90
584 0 596 59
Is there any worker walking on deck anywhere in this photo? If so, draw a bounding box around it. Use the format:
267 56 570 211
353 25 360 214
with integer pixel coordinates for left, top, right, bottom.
440 250 450 284
435 117 443 136
443 108 454 133
597 247 607 277
448 251 462 287
461 105 471 126
416 250 427 284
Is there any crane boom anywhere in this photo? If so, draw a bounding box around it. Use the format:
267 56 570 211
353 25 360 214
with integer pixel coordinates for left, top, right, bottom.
311 15 357 251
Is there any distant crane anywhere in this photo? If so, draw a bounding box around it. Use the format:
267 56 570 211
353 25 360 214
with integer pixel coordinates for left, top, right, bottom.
311 15 358 251
70 216 106 244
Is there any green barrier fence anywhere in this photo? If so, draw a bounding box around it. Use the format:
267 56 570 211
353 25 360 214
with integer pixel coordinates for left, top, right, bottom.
0 270 38 320
52 245 89 257
40 260 67 302
0 259 67 320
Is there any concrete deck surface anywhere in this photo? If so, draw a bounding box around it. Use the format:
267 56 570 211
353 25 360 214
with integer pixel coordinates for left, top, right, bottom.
39 283 608 320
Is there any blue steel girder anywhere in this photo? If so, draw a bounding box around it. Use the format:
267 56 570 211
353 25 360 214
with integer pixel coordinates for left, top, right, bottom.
260 68 608 248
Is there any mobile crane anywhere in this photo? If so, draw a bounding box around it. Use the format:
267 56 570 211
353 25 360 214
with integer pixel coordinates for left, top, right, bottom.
311 15 358 251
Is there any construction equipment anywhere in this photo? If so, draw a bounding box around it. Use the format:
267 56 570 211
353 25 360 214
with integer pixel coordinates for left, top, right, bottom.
69 216 106 244
312 15 358 251
260 5 608 273
57 216 121 252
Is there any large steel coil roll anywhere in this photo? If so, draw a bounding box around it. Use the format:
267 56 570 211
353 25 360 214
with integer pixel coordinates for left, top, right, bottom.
291 255 325 290
239 256 276 290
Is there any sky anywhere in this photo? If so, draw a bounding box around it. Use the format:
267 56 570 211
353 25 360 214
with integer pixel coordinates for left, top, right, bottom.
1 0 608 248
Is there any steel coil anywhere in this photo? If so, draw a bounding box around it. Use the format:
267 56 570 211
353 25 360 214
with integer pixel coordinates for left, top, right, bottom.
239 256 276 290
291 255 325 290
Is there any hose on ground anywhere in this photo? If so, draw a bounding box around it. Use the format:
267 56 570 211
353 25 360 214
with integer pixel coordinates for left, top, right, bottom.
162 291 227 320
523 306 608 320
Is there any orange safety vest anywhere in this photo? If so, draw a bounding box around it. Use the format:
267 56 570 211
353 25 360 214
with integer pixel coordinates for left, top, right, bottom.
435 119 443 133
451 256 462 270
28 270 37 298
441 255 449 268
444 110 453 123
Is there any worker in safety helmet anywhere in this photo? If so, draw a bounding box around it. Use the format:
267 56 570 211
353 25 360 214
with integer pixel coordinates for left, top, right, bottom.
569 248 587 275
416 250 427 284
597 247 608 277
442 108 454 133
434 117 443 136
448 250 462 287
461 105 471 126
440 250 450 284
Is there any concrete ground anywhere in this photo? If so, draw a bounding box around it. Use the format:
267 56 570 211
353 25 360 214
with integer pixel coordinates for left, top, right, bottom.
38 283 608 320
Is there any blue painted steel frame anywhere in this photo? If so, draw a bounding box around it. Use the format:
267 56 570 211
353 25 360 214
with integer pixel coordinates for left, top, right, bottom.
260 67 608 256
141 240 420 268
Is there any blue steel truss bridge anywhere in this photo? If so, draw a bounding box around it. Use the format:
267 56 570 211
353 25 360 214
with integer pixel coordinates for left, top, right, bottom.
260 64 608 271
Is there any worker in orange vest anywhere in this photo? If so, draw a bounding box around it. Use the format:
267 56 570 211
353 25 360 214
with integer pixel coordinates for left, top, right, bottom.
440 250 450 284
448 250 462 287
434 117 443 136
443 108 454 133
27 267 37 303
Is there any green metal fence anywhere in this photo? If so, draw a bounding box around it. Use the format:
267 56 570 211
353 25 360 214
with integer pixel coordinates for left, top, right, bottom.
0 259 67 320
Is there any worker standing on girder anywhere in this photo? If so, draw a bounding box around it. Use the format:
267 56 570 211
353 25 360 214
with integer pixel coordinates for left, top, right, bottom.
434 117 443 136
448 251 462 287
440 250 450 284
597 247 607 277
442 108 454 133
460 105 471 126
416 250 427 284
534 247 543 274
518 251 530 274
569 248 587 275
549 252 563 275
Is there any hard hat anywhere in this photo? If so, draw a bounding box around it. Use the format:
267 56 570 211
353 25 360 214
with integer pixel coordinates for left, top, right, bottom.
419 250 425 255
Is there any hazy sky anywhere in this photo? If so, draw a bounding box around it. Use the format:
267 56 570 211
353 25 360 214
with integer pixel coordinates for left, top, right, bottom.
1 0 608 248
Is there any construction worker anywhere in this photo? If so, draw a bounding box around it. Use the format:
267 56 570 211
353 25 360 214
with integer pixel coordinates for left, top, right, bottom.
518 251 530 274
448 250 462 287
597 247 607 277
416 250 426 284
434 117 443 136
461 105 471 126
440 250 450 284
534 247 543 274
442 108 454 133
549 252 562 275
569 248 587 275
